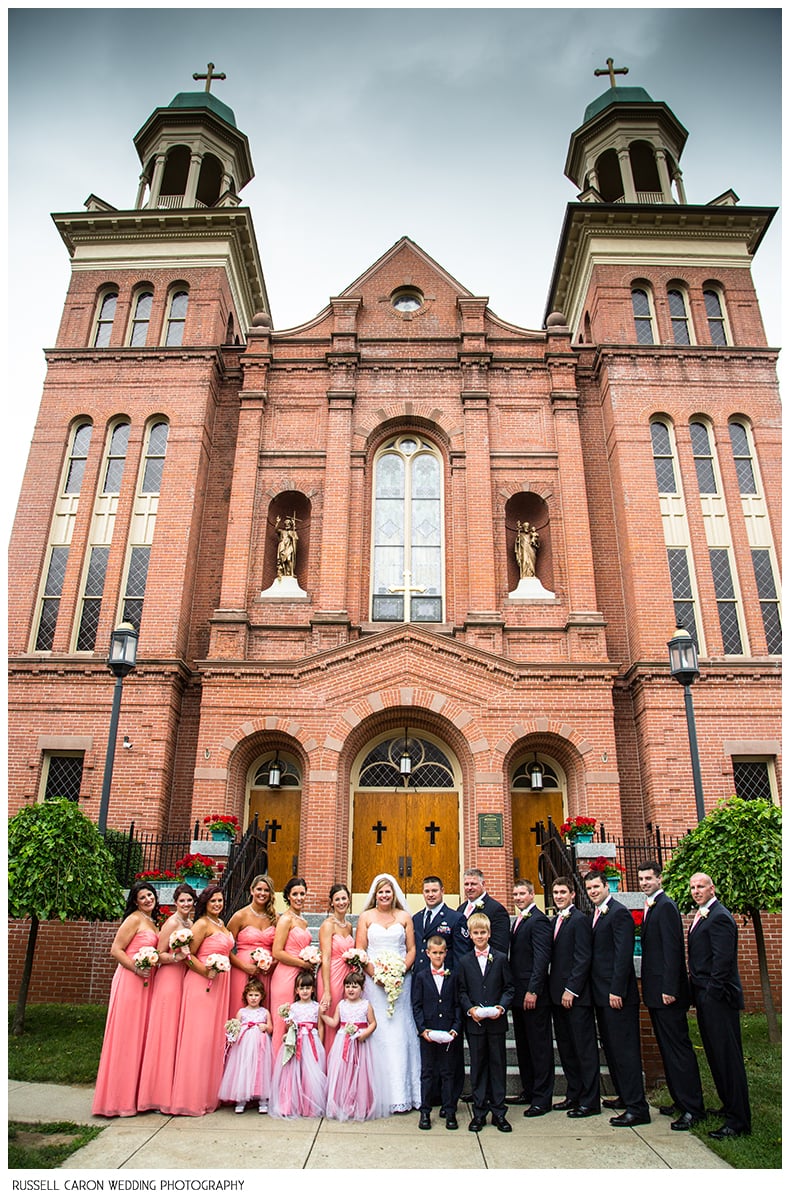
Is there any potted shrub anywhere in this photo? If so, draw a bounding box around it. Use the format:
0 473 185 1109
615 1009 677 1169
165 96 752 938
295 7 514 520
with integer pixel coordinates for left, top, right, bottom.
560 815 597 843
586 855 624 893
631 908 643 955
174 852 216 890
203 813 240 842
134 868 179 884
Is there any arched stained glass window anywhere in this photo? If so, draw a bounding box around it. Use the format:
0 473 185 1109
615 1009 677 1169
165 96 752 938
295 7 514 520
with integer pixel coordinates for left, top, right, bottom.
359 737 455 789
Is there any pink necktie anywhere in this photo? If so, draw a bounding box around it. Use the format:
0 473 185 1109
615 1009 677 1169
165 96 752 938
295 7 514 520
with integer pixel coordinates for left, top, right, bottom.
593 908 601 926
554 917 563 940
690 909 702 931
514 914 523 932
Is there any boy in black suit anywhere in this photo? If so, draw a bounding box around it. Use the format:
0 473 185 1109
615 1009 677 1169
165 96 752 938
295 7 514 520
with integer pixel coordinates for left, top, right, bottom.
457 912 515 1133
411 934 463 1130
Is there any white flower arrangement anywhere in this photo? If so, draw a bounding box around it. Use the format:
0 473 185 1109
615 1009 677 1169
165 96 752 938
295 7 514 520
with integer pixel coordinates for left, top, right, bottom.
372 950 406 1017
224 1017 242 1043
204 952 230 992
299 944 322 969
169 928 193 957
133 946 159 986
341 947 369 969
342 1022 359 1038
250 947 273 970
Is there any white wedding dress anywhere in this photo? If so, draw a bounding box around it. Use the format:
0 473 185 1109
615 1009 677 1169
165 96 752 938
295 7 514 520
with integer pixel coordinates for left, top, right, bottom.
364 921 422 1113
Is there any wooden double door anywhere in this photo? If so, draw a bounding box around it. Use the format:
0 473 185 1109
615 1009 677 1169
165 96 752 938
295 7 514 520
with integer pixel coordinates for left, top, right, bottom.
248 789 301 888
511 790 564 897
351 790 459 899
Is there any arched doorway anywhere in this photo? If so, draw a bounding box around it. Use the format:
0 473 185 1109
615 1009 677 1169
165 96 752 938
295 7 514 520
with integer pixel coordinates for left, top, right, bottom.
511 755 565 906
247 755 302 888
351 730 460 907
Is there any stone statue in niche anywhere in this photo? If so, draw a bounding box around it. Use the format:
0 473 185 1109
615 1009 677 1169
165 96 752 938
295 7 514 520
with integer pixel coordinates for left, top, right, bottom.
515 520 540 579
276 514 299 578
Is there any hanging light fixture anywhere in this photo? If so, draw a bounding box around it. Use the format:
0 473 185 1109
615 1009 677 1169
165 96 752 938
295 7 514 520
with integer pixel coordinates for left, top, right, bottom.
529 753 544 791
399 728 413 779
267 756 283 788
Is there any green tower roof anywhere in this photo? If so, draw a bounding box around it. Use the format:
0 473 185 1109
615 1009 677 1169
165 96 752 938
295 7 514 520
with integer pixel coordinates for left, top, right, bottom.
168 91 237 128
583 86 654 123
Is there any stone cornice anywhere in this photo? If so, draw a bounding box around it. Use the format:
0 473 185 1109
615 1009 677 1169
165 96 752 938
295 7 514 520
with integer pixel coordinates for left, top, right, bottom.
9 656 192 685
614 658 782 688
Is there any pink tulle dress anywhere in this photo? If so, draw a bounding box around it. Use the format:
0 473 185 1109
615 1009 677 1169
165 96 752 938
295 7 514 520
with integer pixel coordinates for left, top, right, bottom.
317 931 354 1055
167 930 233 1116
137 946 190 1112
269 999 327 1118
218 1006 273 1108
325 998 386 1121
228 923 277 1018
92 928 158 1117
268 924 313 1055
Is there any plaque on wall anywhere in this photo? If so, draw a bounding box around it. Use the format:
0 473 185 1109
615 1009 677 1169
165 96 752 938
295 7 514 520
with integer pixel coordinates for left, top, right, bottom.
478 813 503 848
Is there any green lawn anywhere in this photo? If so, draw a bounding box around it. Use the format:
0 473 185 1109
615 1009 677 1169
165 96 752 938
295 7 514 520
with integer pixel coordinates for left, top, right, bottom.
648 1013 781 1170
8 1003 107 1084
8 1120 102 1169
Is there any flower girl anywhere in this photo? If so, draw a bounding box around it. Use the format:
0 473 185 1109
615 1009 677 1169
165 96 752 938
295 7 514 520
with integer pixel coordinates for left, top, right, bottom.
218 977 273 1113
322 970 386 1121
269 970 327 1118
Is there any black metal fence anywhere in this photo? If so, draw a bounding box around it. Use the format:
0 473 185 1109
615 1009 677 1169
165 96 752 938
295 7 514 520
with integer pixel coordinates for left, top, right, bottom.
601 824 690 891
102 821 207 886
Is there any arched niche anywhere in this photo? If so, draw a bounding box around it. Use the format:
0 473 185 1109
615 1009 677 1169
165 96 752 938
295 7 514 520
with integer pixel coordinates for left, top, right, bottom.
262 492 311 593
505 493 553 595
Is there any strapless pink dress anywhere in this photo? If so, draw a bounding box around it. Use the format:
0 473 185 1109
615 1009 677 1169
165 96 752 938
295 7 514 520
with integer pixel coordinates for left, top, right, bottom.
167 931 233 1116
228 923 277 1018
269 925 313 1055
137 948 189 1112
92 928 158 1116
317 932 354 1053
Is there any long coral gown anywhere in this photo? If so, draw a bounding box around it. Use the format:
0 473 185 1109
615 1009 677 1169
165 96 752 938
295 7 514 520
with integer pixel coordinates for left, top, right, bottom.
228 923 277 1018
136 952 189 1112
317 931 354 1054
167 930 233 1116
268 925 313 1055
92 928 158 1116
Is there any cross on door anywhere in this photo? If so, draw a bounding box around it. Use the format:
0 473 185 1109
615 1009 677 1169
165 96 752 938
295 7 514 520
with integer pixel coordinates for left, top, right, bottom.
372 820 387 845
268 817 283 842
425 820 441 845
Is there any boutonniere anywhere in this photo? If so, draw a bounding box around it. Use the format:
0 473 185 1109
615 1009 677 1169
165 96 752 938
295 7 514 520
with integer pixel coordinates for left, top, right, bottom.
474 899 485 910
487 953 493 963
599 904 609 915
559 909 572 920
700 908 709 920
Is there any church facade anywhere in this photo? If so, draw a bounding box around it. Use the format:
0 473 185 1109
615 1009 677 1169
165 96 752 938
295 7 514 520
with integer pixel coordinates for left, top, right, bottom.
8 76 781 908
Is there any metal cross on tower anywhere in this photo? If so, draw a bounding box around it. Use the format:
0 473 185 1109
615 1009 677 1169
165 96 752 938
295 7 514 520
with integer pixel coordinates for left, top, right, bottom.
193 62 227 93
594 57 629 88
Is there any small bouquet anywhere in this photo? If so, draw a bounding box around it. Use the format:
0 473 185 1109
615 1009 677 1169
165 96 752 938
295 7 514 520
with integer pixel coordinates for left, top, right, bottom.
250 947 273 972
224 1017 242 1044
133 945 159 986
342 1022 359 1038
341 947 368 970
169 928 193 958
204 953 231 991
372 951 406 1017
299 944 322 970
278 1004 298 1063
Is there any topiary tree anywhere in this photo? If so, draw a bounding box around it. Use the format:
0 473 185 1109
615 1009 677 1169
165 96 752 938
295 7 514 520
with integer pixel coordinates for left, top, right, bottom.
662 795 782 1043
9 798 125 1035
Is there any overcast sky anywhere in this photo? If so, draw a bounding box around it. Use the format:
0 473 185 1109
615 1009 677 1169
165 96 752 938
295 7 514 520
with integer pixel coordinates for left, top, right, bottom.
6 5 782 525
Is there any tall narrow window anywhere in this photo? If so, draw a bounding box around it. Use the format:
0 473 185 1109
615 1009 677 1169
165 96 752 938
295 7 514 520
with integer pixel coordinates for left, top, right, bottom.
75 546 110 650
129 291 153 347
164 290 188 346
631 287 655 344
120 419 168 635
667 548 698 647
728 421 757 495
751 549 782 654
102 421 130 494
93 290 118 347
709 548 743 654
689 421 717 494
371 435 443 622
667 288 691 344
142 421 169 493
650 421 677 493
65 422 93 494
35 546 70 651
703 288 728 345
121 546 151 631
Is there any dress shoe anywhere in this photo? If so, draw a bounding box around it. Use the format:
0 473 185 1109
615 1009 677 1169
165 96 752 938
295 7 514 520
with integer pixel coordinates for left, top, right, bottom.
524 1105 549 1118
659 1104 679 1117
513 1091 530 1104
553 1098 578 1111
609 1111 651 1127
567 1106 600 1118
439 1107 447 1118
708 1125 745 1140
468 1116 486 1133
670 1112 704 1131
493 1117 512 1132
418 1112 431 1131
445 1114 459 1130
602 1097 624 1110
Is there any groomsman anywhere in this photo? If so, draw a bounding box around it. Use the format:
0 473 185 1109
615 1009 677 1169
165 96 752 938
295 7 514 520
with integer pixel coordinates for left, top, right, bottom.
456 867 511 955
413 876 464 973
509 879 553 1116
548 876 600 1117
687 872 751 1139
637 860 705 1130
585 869 650 1127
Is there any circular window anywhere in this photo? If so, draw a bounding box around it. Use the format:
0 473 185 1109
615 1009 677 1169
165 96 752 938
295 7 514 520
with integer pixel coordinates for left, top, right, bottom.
391 288 423 313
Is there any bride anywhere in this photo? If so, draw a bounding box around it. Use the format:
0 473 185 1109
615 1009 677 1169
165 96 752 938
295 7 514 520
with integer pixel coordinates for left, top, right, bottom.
355 873 421 1113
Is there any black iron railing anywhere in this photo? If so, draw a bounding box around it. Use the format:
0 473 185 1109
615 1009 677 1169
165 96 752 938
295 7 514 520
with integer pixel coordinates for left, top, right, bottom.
219 814 270 918
535 815 593 914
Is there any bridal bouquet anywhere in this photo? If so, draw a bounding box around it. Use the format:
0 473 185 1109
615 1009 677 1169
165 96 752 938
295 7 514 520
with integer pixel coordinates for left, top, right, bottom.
299 944 322 970
372 951 406 1017
169 928 193 957
250 947 273 971
204 953 230 991
133 946 159 986
341 947 369 970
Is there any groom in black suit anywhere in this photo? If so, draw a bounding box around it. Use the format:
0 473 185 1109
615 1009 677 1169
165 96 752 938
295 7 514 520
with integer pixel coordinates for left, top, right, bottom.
413 876 464 973
509 878 554 1115
458 912 515 1132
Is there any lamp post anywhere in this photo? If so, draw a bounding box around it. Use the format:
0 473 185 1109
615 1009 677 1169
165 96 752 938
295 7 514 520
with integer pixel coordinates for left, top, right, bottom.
667 627 705 824
98 622 138 834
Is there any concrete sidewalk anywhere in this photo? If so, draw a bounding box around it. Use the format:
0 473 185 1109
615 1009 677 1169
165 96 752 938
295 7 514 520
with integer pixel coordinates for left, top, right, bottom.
9 1081 731 1171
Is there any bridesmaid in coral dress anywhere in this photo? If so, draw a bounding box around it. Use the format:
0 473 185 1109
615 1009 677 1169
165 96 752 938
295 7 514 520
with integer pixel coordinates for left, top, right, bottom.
168 884 234 1116
269 876 313 1056
92 882 161 1117
137 883 196 1112
227 874 278 1018
317 883 354 1055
